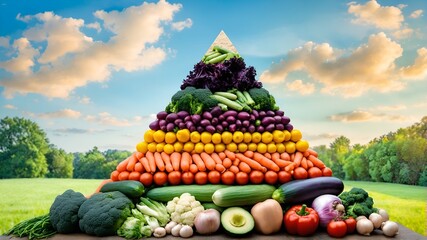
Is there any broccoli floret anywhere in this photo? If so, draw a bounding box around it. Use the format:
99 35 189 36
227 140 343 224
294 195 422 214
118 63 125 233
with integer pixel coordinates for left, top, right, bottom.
248 87 275 110
166 87 217 114
192 88 218 109
339 188 377 218
171 87 196 102
49 189 86 233
78 191 134 236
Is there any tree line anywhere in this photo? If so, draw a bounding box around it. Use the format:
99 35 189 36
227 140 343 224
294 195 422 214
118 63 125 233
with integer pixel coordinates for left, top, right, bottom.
313 116 427 186
0 116 426 186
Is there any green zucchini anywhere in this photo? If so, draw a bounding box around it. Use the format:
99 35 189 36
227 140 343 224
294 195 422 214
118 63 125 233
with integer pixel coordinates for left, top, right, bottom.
272 177 344 204
146 184 229 202
100 180 145 199
212 184 276 207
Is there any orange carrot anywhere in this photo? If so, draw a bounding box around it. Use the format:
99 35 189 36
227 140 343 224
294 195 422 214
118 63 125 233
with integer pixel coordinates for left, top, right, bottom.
229 165 240 174
215 163 226 173
232 158 240 166
126 154 138 172
224 150 236 161
118 171 130 181
238 162 251 173
308 155 326 169
146 151 156 173
135 151 144 160
284 163 295 172
301 157 308 169
192 153 206 171
110 170 119 181
140 157 151 173
235 153 267 172
303 151 310 158
161 152 174 172
201 152 216 171
116 158 129 172
222 158 232 169
154 152 165 172
129 171 141 181
293 152 303 168
210 153 223 165
181 152 191 172
290 153 295 161
264 152 272 159
253 152 280 172
280 152 291 161
170 152 181 171
189 164 199 174
307 158 314 168
243 151 254 158
272 152 288 168
218 152 226 160
134 162 144 173
307 148 318 157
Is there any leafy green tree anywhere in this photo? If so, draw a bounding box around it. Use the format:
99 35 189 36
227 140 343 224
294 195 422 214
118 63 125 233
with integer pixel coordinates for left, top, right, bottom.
74 147 108 179
0 117 49 178
45 145 73 178
329 136 350 179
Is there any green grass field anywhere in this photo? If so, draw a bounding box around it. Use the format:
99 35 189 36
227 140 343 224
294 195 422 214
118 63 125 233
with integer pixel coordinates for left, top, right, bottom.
0 179 426 236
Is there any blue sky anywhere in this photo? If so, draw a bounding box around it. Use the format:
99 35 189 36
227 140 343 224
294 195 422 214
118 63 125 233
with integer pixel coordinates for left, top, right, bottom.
0 0 426 152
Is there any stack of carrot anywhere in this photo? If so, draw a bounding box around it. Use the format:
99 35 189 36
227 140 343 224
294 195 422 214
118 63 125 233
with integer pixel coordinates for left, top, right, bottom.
110 148 331 187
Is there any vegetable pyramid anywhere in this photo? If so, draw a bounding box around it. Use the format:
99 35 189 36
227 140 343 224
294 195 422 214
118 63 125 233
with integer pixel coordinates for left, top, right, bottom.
110 31 333 186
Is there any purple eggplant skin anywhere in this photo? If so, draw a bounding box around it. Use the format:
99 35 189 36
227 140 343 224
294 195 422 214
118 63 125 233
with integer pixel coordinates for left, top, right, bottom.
235 120 242 128
177 111 189 119
149 120 160 130
281 116 291 125
192 114 201 124
159 119 167 128
189 126 196 132
228 124 237 133
166 123 175 132
265 124 275 132
197 126 204 133
237 112 251 121
166 113 178 123
274 116 282 124
242 120 250 128
256 125 265 133
223 110 238 118
210 106 222 117
218 114 225 121
276 110 285 116
275 124 285 130
266 110 275 117
226 116 236 124
185 121 193 129
221 121 229 128
285 123 294 132
252 109 259 118
174 119 183 126
261 117 275 126
205 125 216 134
250 114 256 122
240 127 247 133
184 115 192 122
259 110 266 118
200 119 211 127
160 125 167 131
248 125 256 133
178 122 186 129
202 111 213 120
216 125 224 133
211 117 219 126
157 111 168 120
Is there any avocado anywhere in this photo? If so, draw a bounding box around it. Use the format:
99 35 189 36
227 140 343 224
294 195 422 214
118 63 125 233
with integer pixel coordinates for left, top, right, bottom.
221 207 254 235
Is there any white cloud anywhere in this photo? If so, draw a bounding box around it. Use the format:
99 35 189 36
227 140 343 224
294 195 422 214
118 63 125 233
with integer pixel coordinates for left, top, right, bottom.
286 79 315 95
38 108 81 119
4 104 16 109
348 0 404 30
85 22 101 32
84 112 152 127
409 9 423 19
0 0 185 99
329 110 413 122
392 26 414 39
0 36 9 48
16 13 32 22
400 47 427 80
78 96 91 104
260 32 408 97
171 18 192 31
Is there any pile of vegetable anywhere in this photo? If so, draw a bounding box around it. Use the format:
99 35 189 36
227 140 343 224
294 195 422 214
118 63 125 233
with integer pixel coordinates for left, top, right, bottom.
6 43 400 239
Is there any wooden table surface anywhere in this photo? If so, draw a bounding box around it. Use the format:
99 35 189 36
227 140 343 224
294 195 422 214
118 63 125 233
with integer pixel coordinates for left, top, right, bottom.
1 223 426 240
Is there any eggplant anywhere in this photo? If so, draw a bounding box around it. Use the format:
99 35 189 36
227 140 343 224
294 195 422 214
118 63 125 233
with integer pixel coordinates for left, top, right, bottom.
177 111 189 119
185 121 193 129
265 123 275 132
149 120 160 131
216 125 224 133
221 121 229 128
202 111 213 120
281 116 290 125
189 126 196 132
256 125 265 133
166 113 178 123
211 117 219 126
248 125 256 133
159 119 167 128
275 124 285 130
226 116 236 124
228 124 237 132
197 126 204 133
178 122 186 129
259 111 266 118
275 110 284 116
210 106 222 117
235 120 242 128
240 127 247 133
261 117 275 126
160 125 167 131
252 109 259 118
272 177 344 204
200 119 211 127
156 111 168 120
223 110 238 118
285 123 294 131
166 123 175 132
205 125 216 134
274 116 282 124
266 110 275 117
218 114 225 121
237 112 251 121
184 115 192 122
192 114 201 124
174 119 183 126
242 120 250 128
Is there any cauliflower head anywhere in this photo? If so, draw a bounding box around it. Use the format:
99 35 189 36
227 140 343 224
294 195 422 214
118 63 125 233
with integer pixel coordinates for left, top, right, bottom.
166 193 204 226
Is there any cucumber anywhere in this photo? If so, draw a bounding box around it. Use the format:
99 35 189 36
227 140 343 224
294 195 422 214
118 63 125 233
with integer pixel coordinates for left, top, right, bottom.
272 177 344 204
146 184 229 202
100 180 145 199
212 184 276 207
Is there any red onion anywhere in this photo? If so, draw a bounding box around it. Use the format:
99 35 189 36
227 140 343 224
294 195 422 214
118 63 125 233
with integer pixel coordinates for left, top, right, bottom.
311 194 344 227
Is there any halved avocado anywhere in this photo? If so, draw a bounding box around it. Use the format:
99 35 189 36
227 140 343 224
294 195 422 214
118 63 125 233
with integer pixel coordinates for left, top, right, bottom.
221 207 254 235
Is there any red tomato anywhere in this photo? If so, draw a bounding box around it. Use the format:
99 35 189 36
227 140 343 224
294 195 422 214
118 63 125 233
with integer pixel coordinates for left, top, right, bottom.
249 170 264 184
167 171 181 185
181 172 194 184
139 173 153 187
345 217 357 234
208 170 221 184
327 220 347 238
221 171 235 185
293 167 308 179
277 171 292 183
153 172 167 186
195 172 208 185
235 172 249 185
264 170 278 185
